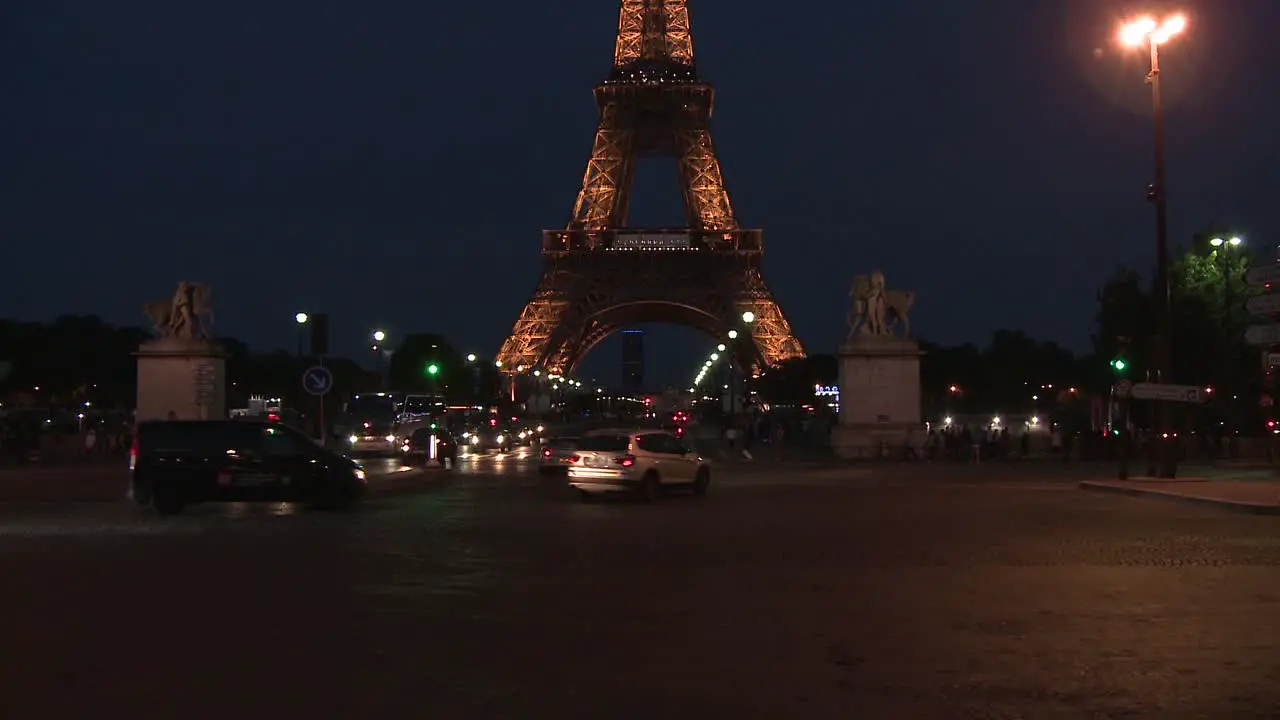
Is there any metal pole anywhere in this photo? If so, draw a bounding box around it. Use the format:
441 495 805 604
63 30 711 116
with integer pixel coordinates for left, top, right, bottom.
1148 36 1177 478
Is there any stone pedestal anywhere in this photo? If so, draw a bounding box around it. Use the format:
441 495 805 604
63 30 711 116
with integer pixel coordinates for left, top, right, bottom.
832 336 925 459
134 338 228 422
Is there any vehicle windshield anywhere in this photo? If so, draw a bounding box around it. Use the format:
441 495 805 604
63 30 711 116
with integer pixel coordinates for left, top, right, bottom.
576 435 630 452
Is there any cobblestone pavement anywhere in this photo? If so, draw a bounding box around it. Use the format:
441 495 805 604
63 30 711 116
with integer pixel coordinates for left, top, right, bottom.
1 467 1277 718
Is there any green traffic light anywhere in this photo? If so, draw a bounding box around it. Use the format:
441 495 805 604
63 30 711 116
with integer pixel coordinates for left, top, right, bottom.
426 363 439 375
1110 358 1127 371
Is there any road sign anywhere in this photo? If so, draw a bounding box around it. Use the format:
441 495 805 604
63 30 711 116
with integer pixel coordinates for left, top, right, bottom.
1268 353 1280 367
1113 380 1133 398
1261 394 1274 408
1246 294 1280 315
302 366 333 396
1246 324 1280 346
1245 263 1280 287
1130 382 1205 403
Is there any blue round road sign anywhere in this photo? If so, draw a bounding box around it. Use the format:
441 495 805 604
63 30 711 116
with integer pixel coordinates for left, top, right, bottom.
302 366 333 396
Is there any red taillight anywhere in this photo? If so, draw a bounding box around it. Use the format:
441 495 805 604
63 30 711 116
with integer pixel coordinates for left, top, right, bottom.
615 455 636 467
568 454 580 463
129 436 139 470
542 448 552 457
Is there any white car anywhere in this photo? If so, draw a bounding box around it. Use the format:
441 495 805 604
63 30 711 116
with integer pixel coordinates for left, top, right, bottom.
567 429 710 501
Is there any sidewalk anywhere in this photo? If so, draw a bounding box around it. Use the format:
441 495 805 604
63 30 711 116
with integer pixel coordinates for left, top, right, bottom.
1080 477 1280 515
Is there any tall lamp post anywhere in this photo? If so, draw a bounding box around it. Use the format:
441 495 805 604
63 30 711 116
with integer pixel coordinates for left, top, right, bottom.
1119 13 1187 477
728 311 755 433
1211 235 1244 439
371 330 387 389
294 312 309 357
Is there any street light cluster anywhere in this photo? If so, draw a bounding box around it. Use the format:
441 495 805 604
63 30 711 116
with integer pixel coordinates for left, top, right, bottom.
1118 13 1186 47
690 312 755 391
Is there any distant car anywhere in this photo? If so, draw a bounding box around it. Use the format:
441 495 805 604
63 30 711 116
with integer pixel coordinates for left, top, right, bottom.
401 427 457 468
462 422 513 452
344 421 399 456
130 420 367 515
567 429 710 502
538 436 578 473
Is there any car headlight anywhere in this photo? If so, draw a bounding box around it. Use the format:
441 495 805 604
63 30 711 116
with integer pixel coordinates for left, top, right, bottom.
497 434 506 443
385 435 395 443
401 444 410 452
353 468 366 480
348 435 358 444
469 436 479 444
518 431 527 439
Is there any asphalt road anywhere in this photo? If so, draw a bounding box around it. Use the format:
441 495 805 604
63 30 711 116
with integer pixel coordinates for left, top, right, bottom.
1 462 1278 718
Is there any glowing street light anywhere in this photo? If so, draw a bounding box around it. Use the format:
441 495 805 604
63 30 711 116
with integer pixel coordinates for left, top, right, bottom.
1119 14 1186 47
741 311 755 324
1116 12 1188 478
294 312 309 324
727 329 739 339
1209 236 1243 248
466 353 477 362
716 343 726 352
372 330 386 343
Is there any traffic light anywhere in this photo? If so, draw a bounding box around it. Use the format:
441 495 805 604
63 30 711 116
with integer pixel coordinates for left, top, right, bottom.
425 363 439 376
310 313 330 356
1109 356 1127 373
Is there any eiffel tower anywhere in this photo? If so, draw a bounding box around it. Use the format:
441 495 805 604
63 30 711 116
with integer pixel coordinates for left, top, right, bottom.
495 0 804 376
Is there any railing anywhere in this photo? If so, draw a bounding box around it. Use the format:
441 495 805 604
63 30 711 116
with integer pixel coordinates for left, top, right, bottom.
541 228 762 255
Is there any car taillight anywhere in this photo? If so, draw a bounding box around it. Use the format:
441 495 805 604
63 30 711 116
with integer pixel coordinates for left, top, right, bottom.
615 455 636 467
568 454 580 463
542 448 552 457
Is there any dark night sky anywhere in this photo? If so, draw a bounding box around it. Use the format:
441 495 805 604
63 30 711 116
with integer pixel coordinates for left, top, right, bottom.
3 0 1278 386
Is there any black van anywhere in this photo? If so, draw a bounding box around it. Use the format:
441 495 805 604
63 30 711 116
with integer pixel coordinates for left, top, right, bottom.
130 420 368 515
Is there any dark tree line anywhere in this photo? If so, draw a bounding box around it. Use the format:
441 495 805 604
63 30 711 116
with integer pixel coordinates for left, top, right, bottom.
0 318 503 411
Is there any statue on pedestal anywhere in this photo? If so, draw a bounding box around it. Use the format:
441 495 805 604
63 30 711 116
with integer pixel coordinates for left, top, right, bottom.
143 282 216 343
847 271 915 340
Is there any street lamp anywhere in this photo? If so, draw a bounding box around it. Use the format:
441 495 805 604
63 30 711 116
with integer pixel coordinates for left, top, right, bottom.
1211 235 1245 435
294 313 309 357
727 329 738 340
466 353 477 362
741 311 755 324
372 330 386 343
716 343 726 352
1118 12 1187 478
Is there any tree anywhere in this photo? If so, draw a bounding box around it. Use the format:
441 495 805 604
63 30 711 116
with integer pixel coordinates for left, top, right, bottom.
755 354 836 405
386 333 465 394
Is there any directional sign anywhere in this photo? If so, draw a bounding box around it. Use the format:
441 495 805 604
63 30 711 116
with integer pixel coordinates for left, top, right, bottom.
1268 353 1280 367
1130 382 1204 403
1245 263 1280 287
1246 294 1280 315
1246 324 1280 346
1113 379 1133 398
302 366 333 396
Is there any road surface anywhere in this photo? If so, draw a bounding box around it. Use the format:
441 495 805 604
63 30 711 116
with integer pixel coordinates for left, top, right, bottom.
1 463 1277 717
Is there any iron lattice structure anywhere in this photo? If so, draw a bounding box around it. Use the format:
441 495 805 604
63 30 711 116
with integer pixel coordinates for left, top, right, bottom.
495 0 804 376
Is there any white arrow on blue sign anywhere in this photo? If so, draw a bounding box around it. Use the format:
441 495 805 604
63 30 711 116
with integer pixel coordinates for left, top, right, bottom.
302 366 334 396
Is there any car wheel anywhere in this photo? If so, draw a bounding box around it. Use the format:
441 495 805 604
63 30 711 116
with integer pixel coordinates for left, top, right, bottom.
693 468 710 497
639 471 660 501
